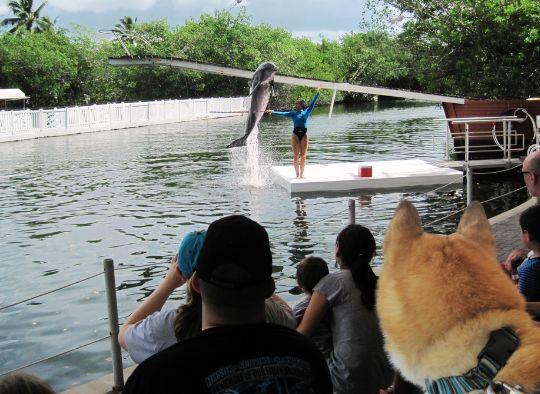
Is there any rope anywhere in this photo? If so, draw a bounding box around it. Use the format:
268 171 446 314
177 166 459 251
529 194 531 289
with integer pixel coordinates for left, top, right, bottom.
0 272 104 312
114 262 165 271
470 162 523 176
480 185 528 205
425 185 528 227
294 199 345 207
272 207 350 240
425 174 465 193
0 336 110 377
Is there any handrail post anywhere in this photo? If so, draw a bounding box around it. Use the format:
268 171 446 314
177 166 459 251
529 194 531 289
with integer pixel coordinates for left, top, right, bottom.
104 258 124 392
445 124 450 160
466 164 473 206
348 199 355 224
465 123 470 165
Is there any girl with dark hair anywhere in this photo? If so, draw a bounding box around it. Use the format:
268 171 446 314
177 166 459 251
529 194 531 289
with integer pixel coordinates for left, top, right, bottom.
297 224 394 394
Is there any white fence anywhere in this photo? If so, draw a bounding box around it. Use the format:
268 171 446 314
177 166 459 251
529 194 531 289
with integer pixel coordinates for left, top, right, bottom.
0 97 247 142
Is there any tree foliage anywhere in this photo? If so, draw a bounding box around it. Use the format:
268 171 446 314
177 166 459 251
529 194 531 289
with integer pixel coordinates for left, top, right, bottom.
1 0 49 33
0 31 84 107
3 2 539 108
378 0 540 98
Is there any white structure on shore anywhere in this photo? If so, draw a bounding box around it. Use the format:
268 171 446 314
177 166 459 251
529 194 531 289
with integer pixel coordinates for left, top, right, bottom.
0 96 247 143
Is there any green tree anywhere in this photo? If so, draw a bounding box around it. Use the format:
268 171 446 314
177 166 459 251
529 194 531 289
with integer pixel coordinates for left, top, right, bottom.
0 30 82 107
377 0 540 98
0 0 49 33
34 15 56 32
115 16 137 31
340 31 415 94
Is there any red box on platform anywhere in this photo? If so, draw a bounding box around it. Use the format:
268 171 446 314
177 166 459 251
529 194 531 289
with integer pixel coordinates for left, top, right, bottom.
358 166 372 177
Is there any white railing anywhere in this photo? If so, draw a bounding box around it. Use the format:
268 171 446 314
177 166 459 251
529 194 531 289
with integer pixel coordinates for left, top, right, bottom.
0 97 247 142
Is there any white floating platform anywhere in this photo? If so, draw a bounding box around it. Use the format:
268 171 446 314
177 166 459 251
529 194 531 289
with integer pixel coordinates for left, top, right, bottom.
271 159 463 194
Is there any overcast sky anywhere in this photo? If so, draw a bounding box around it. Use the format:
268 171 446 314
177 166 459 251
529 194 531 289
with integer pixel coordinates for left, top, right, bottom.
0 0 373 42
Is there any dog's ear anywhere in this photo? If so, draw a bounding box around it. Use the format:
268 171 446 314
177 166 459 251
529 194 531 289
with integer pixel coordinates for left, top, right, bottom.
385 200 423 246
456 201 496 257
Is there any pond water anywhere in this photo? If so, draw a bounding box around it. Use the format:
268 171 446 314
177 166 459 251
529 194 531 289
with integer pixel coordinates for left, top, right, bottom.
0 101 529 391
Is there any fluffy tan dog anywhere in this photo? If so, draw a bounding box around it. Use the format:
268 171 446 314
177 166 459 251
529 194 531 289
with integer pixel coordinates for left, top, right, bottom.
377 200 540 393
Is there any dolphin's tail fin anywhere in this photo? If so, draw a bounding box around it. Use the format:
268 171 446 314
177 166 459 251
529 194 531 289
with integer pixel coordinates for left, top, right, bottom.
226 134 249 148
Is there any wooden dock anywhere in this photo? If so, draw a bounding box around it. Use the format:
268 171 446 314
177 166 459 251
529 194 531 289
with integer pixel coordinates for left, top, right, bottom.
60 366 135 394
438 158 522 170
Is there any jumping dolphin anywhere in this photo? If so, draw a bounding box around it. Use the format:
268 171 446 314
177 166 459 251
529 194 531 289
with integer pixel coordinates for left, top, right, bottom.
227 62 278 148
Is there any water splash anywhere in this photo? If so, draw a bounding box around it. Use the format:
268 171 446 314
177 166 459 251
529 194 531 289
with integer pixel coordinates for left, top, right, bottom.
230 125 273 187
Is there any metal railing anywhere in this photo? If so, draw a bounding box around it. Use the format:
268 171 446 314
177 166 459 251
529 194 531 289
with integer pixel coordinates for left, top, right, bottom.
0 97 247 142
440 111 537 205
444 115 530 163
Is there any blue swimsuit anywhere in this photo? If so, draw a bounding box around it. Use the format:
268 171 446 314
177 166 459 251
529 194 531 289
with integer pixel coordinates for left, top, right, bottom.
272 91 320 141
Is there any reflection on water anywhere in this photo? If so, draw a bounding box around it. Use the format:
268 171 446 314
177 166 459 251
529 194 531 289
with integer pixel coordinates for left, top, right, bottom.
0 101 529 391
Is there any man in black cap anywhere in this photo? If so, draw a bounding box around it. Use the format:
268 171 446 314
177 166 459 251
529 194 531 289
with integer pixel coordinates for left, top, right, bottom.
123 215 332 394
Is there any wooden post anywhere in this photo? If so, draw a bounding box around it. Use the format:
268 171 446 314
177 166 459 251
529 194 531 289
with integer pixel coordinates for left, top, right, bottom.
103 259 124 392
348 199 356 224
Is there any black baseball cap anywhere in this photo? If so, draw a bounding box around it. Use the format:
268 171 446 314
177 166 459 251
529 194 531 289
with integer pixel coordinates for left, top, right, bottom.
196 215 274 296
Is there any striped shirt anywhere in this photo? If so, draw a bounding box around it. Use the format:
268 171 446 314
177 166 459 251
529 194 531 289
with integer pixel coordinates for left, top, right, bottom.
518 256 540 301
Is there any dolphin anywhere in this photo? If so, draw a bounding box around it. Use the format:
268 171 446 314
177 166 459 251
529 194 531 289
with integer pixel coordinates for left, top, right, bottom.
227 62 278 148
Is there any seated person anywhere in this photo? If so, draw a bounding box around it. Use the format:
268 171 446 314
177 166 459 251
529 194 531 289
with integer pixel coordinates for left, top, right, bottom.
119 230 295 364
297 224 394 394
293 256 332 359
122 215 332 393
517 205 540 302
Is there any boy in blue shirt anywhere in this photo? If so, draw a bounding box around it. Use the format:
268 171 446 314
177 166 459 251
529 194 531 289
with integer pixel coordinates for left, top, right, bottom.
518 205 540 302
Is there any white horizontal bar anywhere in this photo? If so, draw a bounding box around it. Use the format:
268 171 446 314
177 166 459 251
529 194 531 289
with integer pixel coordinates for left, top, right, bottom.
108 57 465 104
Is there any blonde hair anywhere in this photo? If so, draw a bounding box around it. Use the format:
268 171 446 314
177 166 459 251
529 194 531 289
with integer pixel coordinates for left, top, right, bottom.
173 279 202 341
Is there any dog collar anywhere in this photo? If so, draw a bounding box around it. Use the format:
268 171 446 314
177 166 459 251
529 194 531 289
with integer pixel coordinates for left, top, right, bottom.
425 327 519 394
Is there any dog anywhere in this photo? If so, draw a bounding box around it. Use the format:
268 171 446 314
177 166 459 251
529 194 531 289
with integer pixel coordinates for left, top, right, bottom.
377 200 540 393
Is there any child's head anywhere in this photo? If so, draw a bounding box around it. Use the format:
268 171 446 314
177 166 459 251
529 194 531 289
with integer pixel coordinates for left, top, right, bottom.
296 256 329 295
178 230 206 278
519 205 540 249
0 373 55 394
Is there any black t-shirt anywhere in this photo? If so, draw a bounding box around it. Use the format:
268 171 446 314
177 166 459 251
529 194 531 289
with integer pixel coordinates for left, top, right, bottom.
123 323 332 394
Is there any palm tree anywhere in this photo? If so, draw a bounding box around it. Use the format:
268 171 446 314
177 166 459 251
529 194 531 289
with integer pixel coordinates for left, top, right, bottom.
0 0 48 33
34 15 56 33
115 16 137 32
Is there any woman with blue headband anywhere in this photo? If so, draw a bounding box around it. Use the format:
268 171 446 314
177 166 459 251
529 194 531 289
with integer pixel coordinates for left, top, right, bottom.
118 230 295 364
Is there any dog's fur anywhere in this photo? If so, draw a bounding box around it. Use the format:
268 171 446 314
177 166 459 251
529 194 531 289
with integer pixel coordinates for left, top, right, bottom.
377 200 540 393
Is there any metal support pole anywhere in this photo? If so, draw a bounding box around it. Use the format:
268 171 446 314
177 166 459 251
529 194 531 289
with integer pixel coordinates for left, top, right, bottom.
466 165 473 206
503 120 510 164
465 123 470 165
445 124 450 160
329 84 338 118
104 258 124 392
348 199 356 224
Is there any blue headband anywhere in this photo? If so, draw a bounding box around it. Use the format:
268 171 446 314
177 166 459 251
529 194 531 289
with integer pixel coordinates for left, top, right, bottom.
177 230 206 278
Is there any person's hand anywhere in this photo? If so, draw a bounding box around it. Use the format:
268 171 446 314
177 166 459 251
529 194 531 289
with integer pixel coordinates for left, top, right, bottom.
501 249 527 273
163 254 188 289
265 109 273 114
